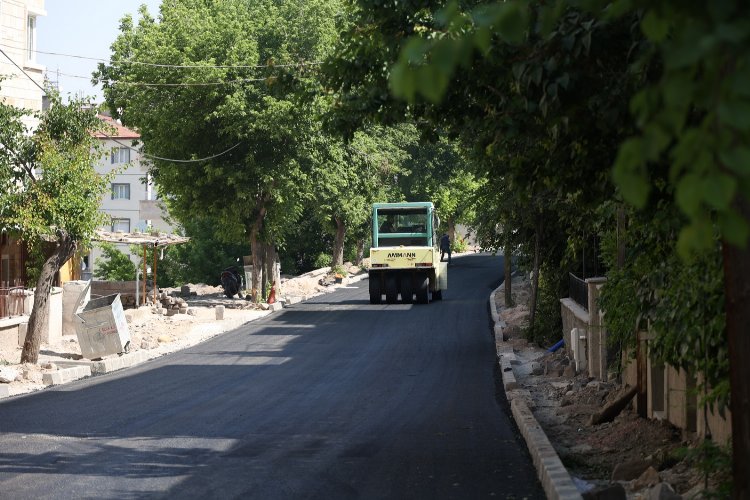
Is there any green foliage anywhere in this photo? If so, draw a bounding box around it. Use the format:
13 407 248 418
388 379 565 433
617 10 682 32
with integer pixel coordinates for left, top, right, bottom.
0 93 110 253
523 263 565 346
94 243 137 281
94 0 342 284
328 0 737 413
674 440 732 499
451 236 468 253
314 252 332 269
277 206 331 274
0 89 112 362
154 216 250 287
598 199 728 405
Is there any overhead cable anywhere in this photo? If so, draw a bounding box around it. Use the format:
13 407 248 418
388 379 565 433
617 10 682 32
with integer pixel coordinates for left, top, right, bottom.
0 44 323 69
107 136 244 163
1 47 243 164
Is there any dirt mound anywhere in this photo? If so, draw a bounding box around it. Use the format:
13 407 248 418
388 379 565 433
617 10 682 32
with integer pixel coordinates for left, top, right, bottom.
498 276 709 496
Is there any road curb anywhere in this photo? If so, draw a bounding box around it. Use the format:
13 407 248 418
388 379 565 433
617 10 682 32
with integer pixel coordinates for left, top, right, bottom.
42 364 91 386
54 349 151 375
491 282 583 500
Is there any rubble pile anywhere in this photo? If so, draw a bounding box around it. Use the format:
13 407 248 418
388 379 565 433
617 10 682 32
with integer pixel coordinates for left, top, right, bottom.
155 291 191 316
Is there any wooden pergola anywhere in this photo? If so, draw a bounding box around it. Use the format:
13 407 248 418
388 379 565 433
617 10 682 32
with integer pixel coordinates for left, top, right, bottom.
93 230 190 305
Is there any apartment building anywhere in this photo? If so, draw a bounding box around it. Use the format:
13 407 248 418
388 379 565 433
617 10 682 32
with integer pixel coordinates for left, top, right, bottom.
87 114 173 279
0 0 45 299
0 0 46 129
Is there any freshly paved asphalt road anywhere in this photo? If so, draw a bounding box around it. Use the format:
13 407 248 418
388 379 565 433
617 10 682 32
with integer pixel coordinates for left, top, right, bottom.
0 252 544 499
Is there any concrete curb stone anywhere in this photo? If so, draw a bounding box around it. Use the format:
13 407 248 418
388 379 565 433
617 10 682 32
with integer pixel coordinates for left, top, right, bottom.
54 349 151 375
0 384 10 398
42 365 91 386
491 281 583 500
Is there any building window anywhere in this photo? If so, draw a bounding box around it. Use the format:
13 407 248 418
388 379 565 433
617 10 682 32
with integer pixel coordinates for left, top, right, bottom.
111 218 130 233
110 147 131 164
27 16 37 62
111 183 130 200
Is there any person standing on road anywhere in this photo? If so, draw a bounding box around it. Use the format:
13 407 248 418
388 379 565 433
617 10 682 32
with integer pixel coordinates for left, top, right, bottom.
440 233 452 264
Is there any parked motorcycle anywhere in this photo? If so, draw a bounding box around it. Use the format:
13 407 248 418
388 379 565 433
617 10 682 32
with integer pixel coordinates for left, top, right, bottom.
220 266 243 298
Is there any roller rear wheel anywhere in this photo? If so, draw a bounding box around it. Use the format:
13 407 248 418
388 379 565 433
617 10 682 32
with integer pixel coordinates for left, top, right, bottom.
400 273 413 303
369 274 382 304
416 274 429 304
385 273 399 304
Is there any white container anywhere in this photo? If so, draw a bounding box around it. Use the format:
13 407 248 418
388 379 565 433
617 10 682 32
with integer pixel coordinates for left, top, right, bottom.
63 280 90 337
76 294 131 359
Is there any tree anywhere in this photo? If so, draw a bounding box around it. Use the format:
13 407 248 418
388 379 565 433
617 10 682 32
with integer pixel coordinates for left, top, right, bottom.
0 90 109 363
93 243 137 281
325 1 634 344
95 0 341 301
330 0 750 494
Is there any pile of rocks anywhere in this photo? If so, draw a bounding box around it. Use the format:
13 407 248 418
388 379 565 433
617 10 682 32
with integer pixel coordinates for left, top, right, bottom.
154 291 191 316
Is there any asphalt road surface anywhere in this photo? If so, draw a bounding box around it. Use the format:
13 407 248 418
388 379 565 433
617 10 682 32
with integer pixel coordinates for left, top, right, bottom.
0 252 544 499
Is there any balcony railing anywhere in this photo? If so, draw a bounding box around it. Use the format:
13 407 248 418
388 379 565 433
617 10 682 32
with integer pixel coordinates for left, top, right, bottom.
569 273 588 311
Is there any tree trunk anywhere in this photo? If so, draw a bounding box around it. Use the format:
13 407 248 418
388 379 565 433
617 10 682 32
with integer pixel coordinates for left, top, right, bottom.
21 234 76 364
723 198 750 500
528 218 542 334
249 196 269 303
355 238 364 267
264 241 275 300
504 240 513 307
332 217 346 267
447 219 456 244
250 229 262 303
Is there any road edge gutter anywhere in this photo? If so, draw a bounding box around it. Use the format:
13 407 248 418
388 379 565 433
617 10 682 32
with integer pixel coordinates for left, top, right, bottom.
490 284 583 500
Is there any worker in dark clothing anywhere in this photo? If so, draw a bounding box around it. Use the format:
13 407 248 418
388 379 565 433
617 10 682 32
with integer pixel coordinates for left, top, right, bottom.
440 233 451 264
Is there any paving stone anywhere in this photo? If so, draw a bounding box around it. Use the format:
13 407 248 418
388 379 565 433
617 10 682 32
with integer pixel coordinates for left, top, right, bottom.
42 365 91 385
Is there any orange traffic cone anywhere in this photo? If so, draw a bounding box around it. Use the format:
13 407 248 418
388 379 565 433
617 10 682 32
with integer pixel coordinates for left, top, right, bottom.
267 283 276 304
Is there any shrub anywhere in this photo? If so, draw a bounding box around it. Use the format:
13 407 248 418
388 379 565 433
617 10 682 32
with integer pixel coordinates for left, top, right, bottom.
314 252 332 269
94 243 136 281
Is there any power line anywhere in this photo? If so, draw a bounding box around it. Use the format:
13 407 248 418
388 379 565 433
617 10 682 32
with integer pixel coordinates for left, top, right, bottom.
0 44 322 70
106 136 243 163
49 69 310 88
0 47 46 93
90 74 272 87
1 47 243 164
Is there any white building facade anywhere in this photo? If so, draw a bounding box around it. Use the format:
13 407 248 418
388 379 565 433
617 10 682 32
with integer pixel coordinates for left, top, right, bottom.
0 0 46 129
87 115 173 279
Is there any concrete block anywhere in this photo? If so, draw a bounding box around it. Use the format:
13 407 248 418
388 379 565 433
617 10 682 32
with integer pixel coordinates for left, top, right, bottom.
0 367 19 383
18 321 28 347
215 305 225 320
43 365 91 385
269 302 283 312
0 385 10 398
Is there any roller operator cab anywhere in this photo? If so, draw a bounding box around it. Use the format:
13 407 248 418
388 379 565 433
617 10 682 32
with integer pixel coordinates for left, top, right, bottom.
367 202 447 304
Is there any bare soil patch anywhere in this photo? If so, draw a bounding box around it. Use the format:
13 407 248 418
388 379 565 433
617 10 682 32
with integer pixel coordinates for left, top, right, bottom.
496 275 711 498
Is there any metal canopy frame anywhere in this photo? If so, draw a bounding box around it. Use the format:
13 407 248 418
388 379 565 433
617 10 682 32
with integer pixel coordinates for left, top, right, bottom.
92 230 190 305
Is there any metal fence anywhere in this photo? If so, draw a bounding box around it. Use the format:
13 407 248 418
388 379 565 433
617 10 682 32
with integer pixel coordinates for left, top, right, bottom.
569 273 588 311
0 286 27 319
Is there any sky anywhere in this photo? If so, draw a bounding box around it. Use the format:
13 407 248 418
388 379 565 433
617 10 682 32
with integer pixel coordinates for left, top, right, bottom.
37 0 162 103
